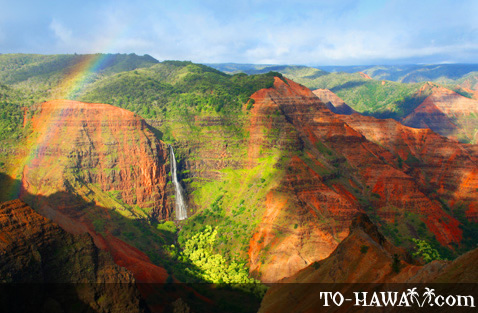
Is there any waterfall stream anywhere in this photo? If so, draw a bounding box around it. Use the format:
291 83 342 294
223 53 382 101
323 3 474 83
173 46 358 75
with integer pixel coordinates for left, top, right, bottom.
169 145 187 220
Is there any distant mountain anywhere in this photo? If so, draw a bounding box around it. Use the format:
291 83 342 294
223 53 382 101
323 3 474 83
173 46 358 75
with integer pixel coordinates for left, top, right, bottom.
0 53 158 85
0 53 159 104
402 82 478 143
207 64 433 118
292 71 427 119
208 63 478 143
456 71 478 96
312 89 356 115
359 64 478 84
208 63 478 84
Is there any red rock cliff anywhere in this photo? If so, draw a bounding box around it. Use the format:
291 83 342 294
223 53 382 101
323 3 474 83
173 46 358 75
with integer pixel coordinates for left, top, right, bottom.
247 77 476 282
402 83 478 143
21 99 169 220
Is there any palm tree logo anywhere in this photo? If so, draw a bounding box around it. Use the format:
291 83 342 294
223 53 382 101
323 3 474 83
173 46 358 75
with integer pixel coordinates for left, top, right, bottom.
406 287 421 307
421 287 436 307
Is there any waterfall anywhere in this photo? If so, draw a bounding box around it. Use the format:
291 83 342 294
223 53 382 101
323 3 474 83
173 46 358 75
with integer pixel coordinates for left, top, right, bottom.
169 145 187 220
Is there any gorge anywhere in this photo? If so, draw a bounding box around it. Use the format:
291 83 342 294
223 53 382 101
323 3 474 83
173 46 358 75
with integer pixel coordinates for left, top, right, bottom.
0 55 476 312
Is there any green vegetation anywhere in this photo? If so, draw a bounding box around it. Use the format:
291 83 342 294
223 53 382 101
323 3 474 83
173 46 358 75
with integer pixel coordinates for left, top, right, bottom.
363 208 456 260
0 53 157 85
360 245 369 254
312 262 321 270
391 254 401 273
180 226 266 296
80 61 277 117
293 72 427 118
411 239 442 263
0 53 158 104
0 84 27 141
454 203 478 253
179 153 285 261
156 220 177 233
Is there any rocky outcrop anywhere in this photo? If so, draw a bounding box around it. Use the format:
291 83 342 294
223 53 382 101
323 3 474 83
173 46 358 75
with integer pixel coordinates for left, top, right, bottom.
0 199 146 312
20 99 169 220
248 157 361 282
341 114 478 217
279 213 415 284
247 78 363 282
359 72 372 80
258 213 478 313
312 89 356 115
402 83 478 143
247 77 476 282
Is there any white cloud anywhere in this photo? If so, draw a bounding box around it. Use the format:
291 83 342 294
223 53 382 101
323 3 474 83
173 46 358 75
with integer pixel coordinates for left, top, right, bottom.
49 19 73 44
6 0 475 64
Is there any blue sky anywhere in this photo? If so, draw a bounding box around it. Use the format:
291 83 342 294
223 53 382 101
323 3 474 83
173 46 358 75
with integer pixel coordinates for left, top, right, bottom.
0 0 476 65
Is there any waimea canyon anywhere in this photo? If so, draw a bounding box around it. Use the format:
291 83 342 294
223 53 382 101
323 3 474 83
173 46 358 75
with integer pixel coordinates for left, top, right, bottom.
0 56 477 312
401 82 478 143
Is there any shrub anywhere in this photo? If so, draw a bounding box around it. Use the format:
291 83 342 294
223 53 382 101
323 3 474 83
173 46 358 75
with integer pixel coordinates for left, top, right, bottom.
360 245 369 254
411 238 441 263
392 254 401 273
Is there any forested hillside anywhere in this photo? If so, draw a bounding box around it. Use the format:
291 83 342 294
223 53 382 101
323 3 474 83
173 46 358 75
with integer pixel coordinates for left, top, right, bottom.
80 61 278 119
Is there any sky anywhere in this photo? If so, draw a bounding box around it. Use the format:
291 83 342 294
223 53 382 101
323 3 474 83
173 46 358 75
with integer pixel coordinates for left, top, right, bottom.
0 0 477 65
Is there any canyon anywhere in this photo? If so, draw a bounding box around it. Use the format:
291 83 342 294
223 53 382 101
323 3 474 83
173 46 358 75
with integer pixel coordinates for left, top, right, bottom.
4 77 477 285
0 58 476 312
244 77 476 282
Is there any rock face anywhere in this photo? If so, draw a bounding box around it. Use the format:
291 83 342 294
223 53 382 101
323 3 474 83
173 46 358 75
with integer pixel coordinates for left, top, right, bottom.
247 78 362 282
14 100 171 286
312 89 356 115
402 83 478 143
359 72 372 79
0 199 146 312
273 213 416 284
21 99 169 220
246 77 477 282
341 114 478 223
258 213 478 313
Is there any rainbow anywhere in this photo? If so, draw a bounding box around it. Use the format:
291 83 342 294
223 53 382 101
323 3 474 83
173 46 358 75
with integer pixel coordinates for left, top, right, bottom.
3 53 117 200
4 101 70 200
57 53 116 99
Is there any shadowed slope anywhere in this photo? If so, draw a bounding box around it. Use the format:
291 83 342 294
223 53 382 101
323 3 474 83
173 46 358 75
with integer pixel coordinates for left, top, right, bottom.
258 213 478 313
0 199 147 313
402 83 478 143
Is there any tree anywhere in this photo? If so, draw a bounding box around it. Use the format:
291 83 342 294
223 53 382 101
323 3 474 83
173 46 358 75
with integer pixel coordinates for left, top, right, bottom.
181 225 266 296
411 239 441 263
392 254 401 273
